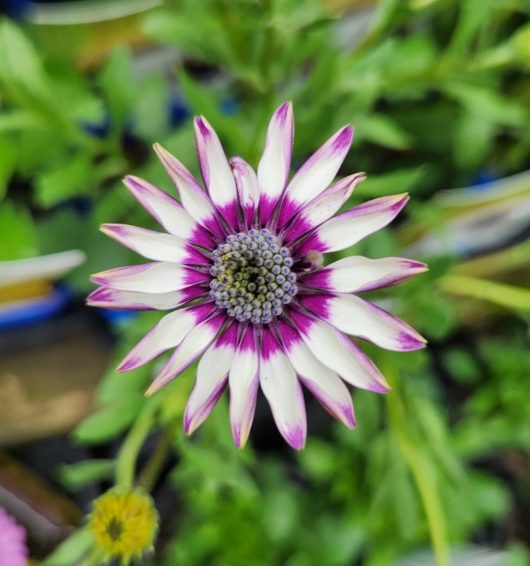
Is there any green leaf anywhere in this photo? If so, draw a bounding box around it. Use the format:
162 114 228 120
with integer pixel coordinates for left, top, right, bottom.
357 167 426 197
0 200 38 260
445 83 527 127
59 459 115 490
98 47 135 132
36 153 92 208
0 134 16 200
178 71 246 151
73 396 145 444
0 20 59 117
356 113 412 150
44 528 93 566
443 348 481 385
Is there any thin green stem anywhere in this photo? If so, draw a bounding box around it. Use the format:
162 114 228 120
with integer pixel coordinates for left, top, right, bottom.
386 368 450 566
138 423 177 492
115 399 161 488
454 239 530 278
439 274 530 312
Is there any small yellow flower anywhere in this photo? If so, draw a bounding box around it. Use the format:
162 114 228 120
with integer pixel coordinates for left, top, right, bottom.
89 488 158 564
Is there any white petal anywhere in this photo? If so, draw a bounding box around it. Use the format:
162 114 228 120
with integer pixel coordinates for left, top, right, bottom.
87 286 204 311
194 116 238 227
277 322 355 428
231 156 259 229
278 125 353 227
229 328 259 448
146 313 224 395
91 262 208 293
289 310 389 392
296 193 409 256
257 102 293 219
184 325 238 434
123 176 212 247
303 256 428 293
153 143 223 237
117 305 212 371
303 294 426 352
259 329 307 449
285 173 365 243
100 224 207 264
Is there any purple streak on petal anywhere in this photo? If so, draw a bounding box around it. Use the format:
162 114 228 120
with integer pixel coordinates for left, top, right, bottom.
154 143 225 239
398 332 427 350
354 260 428 293
183 269 210 287
195 116 210 138
183 377 227 434
238 325 257 352
231 156 258 230
154 142 205 195
190 224 215 248
283 216 313 244
286 307 315 336
299 376 356 428
285 173 366 243
90 264 150 286
276 196 301 231
278 125 354 227
124 174 181 223
183 244 212 265
124 175 214 247
360 299 427 351
259 195 278 226
260 327 282 361
257 102 294 221
338 332 390 393
216 201 239 233
343 193 409 220
300 269 332 291
274 319 302 350
232 379 259 449
217 321 239 347
284 423 306 451
293 232 327 257
298 293 332 320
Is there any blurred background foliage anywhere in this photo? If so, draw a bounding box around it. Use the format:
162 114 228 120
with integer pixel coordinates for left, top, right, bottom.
0 0 530 564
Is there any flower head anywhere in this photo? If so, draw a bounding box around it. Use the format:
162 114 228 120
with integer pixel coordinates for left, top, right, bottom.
88 103 427 449
89 488 158 565
0 506 28 566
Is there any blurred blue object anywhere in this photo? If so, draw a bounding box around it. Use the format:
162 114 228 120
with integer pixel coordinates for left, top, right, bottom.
0 285 70 331
469 170 500 190
81 112 111 138
168 95 190 128
221 96 238 116
97 308 138 326
1 0 32 18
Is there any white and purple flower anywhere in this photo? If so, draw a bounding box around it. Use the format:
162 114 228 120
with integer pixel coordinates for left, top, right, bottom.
88 103 427 449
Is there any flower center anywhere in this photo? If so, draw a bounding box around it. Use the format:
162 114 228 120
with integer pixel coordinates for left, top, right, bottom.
106 517 124 541
209 228 297 324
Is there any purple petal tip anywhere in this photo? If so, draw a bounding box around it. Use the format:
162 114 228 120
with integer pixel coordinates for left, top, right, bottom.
195 116 211 137
285 428 306 450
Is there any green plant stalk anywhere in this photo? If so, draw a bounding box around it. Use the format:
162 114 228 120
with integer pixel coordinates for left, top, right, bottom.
453 239 530 278
439 274 530 312
386 369 450 566
115 398 162 488
138 422 178 492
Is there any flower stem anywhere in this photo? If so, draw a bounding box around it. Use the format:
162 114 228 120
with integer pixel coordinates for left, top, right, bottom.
439 274 530 312
138 424 177 492
115 399 161 488
385 368 450 566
